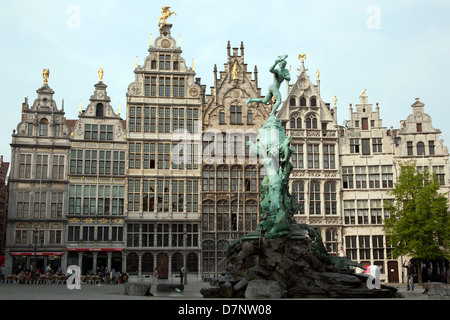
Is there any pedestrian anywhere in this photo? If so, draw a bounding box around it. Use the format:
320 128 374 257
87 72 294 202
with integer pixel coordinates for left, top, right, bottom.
403 260 417 291
179 267 185 285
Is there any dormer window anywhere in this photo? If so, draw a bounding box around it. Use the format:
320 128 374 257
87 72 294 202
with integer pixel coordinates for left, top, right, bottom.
96 103 104 117
300 97 307 107
290 98 296 106
311 97 317 107
39 118 48 136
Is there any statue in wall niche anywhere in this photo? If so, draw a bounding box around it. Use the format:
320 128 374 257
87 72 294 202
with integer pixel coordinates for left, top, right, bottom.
247 54 290 116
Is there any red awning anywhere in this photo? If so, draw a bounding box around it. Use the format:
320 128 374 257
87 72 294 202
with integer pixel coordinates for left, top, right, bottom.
10 252 64 256
66 248 123 252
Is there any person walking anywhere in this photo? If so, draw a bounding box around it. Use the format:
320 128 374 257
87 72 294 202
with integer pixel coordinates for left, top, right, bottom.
403 260 417 291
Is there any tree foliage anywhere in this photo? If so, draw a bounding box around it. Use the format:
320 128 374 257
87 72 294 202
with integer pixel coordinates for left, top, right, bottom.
384 160 450 261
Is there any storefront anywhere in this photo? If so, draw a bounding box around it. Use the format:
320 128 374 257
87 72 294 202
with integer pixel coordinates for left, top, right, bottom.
9 252 64 273
66 248 124 275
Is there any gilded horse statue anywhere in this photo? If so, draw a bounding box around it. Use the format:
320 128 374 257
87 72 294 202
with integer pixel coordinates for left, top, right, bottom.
159 6 176 30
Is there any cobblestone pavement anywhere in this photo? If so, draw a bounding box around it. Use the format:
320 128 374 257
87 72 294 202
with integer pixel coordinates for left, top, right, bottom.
0 281 431 300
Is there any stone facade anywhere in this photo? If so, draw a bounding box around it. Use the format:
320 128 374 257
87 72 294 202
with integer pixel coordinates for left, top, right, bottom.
65 79 127 275
124 23 203 281
3 20 449 284
201 42 269 279
5 83 71 273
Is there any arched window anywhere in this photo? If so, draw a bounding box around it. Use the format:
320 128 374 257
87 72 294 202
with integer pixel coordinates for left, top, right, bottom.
300 97 307 106
309 182 321 215
292 181 305 214
202 200 215 231
126 252 139 273
216 165 229 191
297 117 302 129
216 200 229 231
171 252 184 272
231 166 243 192
202 240 216 276
96 103 104 117
245 200 258 231
417 142 425 155
39 118 48 136
142 252 154 273
290 97 296 106
186 252 198 272
306 115 318 129
290 117 296 129
245 166 257 192
231 200 243 231
311 97 317 107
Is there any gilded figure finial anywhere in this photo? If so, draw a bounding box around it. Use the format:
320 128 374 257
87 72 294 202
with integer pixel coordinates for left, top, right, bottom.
316 69 320 80
98 68 104 82
232 61 239 79
43 69 50 84
333 96 338 107
361 88 367 96
158 6 176 30
299 53 306 62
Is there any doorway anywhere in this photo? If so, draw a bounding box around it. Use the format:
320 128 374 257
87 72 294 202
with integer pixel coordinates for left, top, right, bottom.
157 253 169 279
387 261 399 283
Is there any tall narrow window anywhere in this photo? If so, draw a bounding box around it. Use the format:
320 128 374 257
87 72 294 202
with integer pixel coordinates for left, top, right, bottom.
362 139 370 155
361 118 368 130
39 118 48 136
417 142 425 155
309 182 321 215
230 105 242 124
429 141 435 155
96 103 104 117
407 141 413 155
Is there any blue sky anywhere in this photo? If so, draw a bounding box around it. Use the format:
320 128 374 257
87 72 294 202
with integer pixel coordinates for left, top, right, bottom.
1 0 450 164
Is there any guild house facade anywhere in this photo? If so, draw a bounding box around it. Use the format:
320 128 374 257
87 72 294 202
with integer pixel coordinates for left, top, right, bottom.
4 13 449 284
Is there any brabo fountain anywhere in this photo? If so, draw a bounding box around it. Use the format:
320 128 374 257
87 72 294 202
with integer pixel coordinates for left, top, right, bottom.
200 55 399 299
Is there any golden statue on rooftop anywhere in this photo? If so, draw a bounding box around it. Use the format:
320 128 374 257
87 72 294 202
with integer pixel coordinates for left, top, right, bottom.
43 69 50 84
98 68 104 82
299 53 306 62
232 61 239 79
159 6 176 30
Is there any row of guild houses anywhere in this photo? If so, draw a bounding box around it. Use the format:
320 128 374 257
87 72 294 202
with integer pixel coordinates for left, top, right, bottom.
3 19 449 283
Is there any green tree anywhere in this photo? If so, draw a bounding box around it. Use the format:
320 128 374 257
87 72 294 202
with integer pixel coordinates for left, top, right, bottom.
384 160 450 283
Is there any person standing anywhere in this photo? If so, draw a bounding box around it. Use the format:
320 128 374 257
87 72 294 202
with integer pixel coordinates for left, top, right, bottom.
403 260 417 291
179 267 185 285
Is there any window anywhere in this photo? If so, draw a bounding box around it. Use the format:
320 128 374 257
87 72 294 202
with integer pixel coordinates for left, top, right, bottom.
84 124 98 139
219 112 225 124
35 154 48 180
16 192 30 218
355 166 367 189
50 192 63 219
230 105 242 124
151 77 157 96
309 182 321 215
172 108 184 132
323 145 335 169
350 139 360 153
19 154 32 179
345 236 357 260
357 200 369 224
231 166 243 192
159 77 171 97
52 155 65 179
300 97 307 106
342 167 353 189
359 236 371 260
407 142 413 155
245 201 258 231
325 229 338 254
372 138 382 153
247 112 253 124
433 166 445 185
362 139 370 155
159 55 171 70
306 115 317 129
68 226 81 242
310 97 317 107
99 125 113 141
416 123 422 132
172 180 184 212
202 200 215 231
381 165 393 188
324 182 336 215
69 185 82 215
187 108 199 134
290 118 295 129
39 118 48 136
370 199 383 224
290 98 296 106
292 181 305 214
96 103 104 117
158 107 170 133
291 144 304 169
307 144 319 169
216 166 229 192
429 141 435 155
127 224 140 247
127 180 140 212
361 118 368 130
33 192 47 219
344 201 355 225
145 77 150 96
417 142 425 155
372 236 384 259
186 180 198 213
244 166 257 192
368 166 380 188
